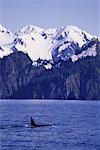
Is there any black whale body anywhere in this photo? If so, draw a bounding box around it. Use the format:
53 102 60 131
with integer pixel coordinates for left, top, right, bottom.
30 117 51 128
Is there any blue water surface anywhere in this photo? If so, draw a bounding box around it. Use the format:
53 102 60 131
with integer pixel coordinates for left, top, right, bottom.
0 100 100 150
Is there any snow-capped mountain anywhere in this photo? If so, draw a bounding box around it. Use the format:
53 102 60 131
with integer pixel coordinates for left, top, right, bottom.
0 24 99 64
0 24 14 58
14 25 55 61
51 25 99 63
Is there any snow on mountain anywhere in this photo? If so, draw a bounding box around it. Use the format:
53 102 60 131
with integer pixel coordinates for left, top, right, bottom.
45 28 58 35
51 25 95 62
64 25 93 46
0 24 14 58
52 25 93 46
15 25 54 60
0 24 14 46
71 43 97 62
0 24 99 64
17 25 44 36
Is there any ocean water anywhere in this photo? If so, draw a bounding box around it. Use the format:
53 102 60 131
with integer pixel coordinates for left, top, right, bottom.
0 100 100 150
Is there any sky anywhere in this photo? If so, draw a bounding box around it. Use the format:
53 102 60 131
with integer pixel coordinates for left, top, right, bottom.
0 0 100 36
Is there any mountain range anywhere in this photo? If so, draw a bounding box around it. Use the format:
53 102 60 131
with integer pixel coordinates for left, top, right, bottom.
0 24 100 99
0 24 99 62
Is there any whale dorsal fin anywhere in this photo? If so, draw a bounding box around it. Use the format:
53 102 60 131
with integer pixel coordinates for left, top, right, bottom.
30 117 37 127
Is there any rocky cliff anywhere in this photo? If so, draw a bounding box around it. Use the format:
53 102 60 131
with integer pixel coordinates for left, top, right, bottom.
0 47 100 100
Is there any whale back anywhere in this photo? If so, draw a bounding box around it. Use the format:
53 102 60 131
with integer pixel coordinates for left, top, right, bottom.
30 117 37 127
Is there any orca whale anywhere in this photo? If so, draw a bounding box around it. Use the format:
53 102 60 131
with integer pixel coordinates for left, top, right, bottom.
30 117 51 128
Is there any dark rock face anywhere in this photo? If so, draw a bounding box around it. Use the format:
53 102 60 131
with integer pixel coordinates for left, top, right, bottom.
64 73 80 99
0 52 33 98
0 46 100 100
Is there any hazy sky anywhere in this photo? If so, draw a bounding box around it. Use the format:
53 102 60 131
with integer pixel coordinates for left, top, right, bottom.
0 0 100 36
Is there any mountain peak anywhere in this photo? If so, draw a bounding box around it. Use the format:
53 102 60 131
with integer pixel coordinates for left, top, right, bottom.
56 25 93 47
17 25 44 35
0 24 7 32
0 24 12 35
0 24 14 47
